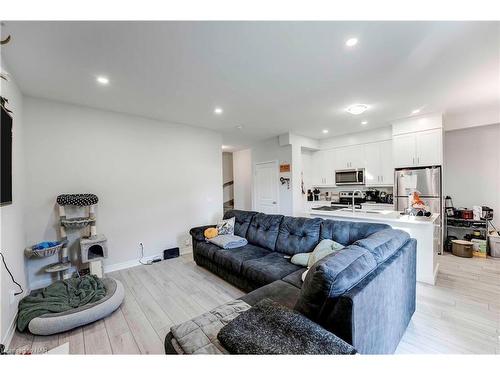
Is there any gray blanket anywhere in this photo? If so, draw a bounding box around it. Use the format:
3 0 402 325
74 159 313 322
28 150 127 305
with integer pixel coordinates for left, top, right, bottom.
170 299 251 354
217 299 357 355
208 234 248 249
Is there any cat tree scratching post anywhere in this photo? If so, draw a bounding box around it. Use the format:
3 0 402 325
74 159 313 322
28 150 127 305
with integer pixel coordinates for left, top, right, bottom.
56 193 107 278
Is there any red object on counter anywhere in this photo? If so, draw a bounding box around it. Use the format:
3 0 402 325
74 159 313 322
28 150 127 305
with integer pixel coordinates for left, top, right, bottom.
461 210 474 220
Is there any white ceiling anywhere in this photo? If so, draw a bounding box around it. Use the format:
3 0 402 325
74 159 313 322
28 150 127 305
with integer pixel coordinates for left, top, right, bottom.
2 21 499 148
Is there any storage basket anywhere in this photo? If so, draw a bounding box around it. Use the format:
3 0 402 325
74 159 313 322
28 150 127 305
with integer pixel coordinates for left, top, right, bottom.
25 241 65 258
489 234 500 258
61 217 96 229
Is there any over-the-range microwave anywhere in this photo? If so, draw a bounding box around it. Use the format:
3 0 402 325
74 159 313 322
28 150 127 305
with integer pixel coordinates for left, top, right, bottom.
335 168 365 185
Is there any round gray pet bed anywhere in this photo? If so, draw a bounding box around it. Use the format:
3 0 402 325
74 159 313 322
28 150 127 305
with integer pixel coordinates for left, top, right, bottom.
28 278 125 336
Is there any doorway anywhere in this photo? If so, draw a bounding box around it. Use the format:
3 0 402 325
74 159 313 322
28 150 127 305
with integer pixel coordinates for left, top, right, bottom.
254 160 280 214
222 152 234 214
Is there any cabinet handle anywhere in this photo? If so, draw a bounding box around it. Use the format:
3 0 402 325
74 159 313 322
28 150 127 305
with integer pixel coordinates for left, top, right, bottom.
417 157 420 165
413 157 415 165
381 176 383 182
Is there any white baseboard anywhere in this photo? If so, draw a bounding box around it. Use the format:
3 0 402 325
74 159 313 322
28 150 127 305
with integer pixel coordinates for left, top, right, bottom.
103 252 164 274
1 313 17 350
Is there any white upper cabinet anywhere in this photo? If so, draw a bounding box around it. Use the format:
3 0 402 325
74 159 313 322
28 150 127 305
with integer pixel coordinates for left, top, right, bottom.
393 129 442 168
312 149 335 186
416 129 442 167
334 144 364 170
364 140 393 186
392 114 443 168
379 140 394 185
393 133 417 168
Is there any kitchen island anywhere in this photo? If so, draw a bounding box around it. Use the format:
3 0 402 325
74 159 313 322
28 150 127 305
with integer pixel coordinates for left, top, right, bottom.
309 208 440 285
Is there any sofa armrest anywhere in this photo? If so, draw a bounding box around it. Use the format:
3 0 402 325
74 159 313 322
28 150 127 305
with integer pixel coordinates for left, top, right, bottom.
189 225 216 242
321 238 416 354
353 228 409 264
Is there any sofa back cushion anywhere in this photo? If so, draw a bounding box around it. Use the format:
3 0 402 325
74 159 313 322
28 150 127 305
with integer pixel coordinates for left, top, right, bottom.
275 217 322 255
354 228 410 264
223 210 258 238
320 220 391 246
246 213 284 251
294 245 377 322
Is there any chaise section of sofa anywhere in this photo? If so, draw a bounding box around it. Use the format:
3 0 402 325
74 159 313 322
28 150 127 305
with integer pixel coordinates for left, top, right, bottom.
188 210 417 354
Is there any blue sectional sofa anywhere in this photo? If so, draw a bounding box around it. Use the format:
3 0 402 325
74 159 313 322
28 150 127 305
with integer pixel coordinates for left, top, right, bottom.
188 210 417 354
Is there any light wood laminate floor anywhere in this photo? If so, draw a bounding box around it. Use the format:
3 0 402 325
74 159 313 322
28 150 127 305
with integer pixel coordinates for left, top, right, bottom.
9 253 500 354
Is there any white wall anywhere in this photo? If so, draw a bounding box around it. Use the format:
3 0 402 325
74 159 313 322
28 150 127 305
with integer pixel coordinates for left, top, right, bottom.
23 97 223 289
251 137 293 216
319 126 392 150
444 123 500 224
0 63 28 344
233 149 252 210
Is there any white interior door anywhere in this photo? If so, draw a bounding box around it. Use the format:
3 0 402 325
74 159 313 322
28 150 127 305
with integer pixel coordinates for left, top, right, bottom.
254 161 279 214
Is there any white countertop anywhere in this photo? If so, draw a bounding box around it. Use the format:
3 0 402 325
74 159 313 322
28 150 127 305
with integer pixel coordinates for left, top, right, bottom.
308 208 440 226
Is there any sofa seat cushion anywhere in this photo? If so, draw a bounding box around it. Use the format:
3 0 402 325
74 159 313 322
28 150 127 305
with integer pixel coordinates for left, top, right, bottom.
320 219 391 246
213 244 271 273
246 213 284 251
354 228 409 264
242 252 303 287
195 241 223 261
281 269 304 289
295 245 377 321
275 217 322 255
223 210 258 238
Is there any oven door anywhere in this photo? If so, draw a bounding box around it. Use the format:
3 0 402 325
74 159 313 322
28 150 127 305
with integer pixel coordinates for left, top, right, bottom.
335 169 365 185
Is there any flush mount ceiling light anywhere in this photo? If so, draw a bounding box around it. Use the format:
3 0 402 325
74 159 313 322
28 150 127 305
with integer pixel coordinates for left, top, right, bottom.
235 125 243 130
345 38 358 47
411 109 421 115
214 107 223 115
221 145 229 149
96 76 109 85
322 129 329 134
361 121 368 125
345 104 369 115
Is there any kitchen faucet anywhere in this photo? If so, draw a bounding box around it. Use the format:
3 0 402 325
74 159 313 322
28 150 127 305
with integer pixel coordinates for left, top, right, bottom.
352 190 363 213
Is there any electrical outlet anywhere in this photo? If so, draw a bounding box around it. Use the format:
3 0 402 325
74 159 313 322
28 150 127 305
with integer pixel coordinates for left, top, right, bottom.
9 290 17 305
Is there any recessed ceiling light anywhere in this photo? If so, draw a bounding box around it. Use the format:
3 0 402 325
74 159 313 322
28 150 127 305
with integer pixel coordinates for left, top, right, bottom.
346 104 369 115
214 107 223 115
411 109 421 114
361 121 368 125
322 129 329 134
221 145 228 149
96 76 109 85
345 38 358 47
235 125 243 130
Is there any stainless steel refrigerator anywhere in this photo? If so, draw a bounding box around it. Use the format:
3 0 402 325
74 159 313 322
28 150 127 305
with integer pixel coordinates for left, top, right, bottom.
394 165 443 253
394 166 442 214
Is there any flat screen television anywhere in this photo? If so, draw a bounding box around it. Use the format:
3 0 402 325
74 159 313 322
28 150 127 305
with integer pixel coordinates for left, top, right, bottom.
1 104 13 205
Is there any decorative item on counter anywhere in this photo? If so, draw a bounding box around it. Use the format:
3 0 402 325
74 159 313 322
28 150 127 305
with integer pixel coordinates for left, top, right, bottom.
307 189 313 202
405 191 431 216
325 192 331 201
313 188 320 201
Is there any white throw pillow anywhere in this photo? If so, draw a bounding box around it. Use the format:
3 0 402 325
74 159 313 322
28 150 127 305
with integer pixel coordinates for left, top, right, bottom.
216 217 235 235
